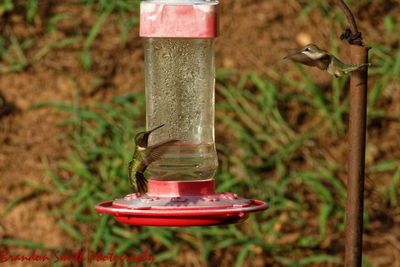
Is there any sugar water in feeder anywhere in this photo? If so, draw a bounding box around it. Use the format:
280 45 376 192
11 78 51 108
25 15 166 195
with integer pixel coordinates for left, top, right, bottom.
145 38 218 181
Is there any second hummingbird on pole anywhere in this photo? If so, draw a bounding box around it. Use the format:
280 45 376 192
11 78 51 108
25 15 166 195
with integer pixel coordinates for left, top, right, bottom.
283 43 369 77
128 124 178 193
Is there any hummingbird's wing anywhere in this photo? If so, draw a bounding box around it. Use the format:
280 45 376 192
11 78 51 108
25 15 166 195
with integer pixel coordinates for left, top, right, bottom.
314 55 332 70
144 139 180 166
133 139 179 193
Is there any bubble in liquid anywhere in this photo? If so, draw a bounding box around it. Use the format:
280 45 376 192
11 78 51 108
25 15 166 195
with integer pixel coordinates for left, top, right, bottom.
144 38 217 181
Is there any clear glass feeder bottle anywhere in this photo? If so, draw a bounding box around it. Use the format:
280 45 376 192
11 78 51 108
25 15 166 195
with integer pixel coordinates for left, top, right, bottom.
94 0 268 227
145 37 218 181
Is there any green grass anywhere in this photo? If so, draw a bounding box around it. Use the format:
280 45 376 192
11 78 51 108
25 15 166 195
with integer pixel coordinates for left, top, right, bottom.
0 0 140 72
0 28 32 73
78 0 140 69
0 0 38 21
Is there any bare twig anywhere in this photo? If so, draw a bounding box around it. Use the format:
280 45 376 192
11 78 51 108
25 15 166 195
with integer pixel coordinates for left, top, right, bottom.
333 0 363 45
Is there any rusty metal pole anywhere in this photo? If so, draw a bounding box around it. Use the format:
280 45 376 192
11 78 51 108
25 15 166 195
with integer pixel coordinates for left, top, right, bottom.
345 45 369 267
332 1 369 266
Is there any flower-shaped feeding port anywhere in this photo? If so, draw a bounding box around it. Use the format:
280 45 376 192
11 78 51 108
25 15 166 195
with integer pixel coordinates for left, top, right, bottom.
94 0 268 226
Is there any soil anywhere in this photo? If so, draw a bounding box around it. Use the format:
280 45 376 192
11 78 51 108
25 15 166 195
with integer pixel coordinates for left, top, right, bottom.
1 0 400 266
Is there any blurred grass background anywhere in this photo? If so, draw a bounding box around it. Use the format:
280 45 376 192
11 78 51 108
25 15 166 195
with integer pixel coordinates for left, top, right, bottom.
1 0 400 266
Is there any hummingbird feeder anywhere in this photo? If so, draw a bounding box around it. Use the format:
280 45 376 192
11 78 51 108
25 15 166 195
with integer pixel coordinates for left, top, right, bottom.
94 0 267 226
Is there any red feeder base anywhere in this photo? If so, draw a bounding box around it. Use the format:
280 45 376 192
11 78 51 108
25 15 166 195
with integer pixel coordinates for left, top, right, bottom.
94 179 268 226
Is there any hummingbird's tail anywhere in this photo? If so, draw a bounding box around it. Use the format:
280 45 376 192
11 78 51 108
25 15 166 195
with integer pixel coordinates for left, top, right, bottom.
355 63 371 68
136 171 148 194
343 63 371 74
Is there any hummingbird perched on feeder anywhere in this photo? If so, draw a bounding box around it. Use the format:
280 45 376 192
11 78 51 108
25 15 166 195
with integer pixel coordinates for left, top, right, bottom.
128 124 178 193
282 43 369 77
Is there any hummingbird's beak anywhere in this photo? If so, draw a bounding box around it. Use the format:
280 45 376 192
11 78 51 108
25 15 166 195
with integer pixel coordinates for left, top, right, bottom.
148 124 165 134
282 49 302 61
141 124 165 146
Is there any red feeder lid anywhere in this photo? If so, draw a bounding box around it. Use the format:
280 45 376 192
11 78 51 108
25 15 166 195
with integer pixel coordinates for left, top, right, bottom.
140 0 219 38
94 180 268 226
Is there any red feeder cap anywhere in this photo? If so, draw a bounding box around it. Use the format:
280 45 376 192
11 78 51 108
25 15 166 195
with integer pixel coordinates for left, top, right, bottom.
147 179 215 197
140 0 219 38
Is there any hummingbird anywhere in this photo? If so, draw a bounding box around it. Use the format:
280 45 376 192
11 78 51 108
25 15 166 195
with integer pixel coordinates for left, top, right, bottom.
128 124 178 193
282 43 369 77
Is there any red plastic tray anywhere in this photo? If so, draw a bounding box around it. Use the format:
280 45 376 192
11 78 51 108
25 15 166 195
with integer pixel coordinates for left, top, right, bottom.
94 200 268 226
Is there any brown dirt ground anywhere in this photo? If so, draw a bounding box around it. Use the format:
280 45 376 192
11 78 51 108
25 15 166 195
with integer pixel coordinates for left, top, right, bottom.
1 0 400 266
